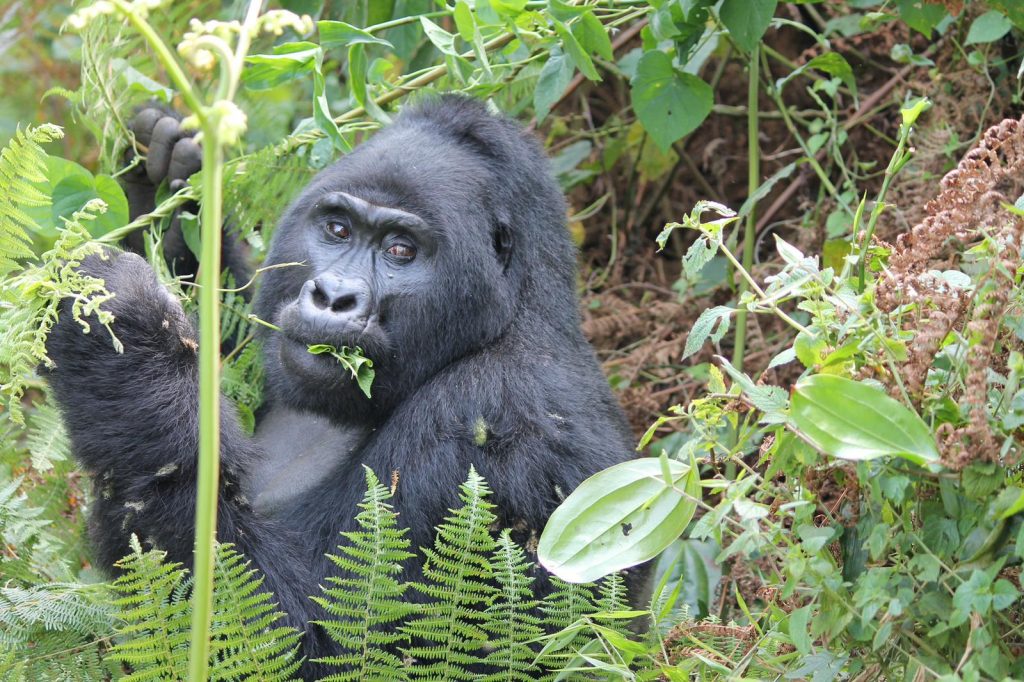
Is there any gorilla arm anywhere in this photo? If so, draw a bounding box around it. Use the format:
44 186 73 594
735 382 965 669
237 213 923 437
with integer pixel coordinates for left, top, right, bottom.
44 251 317 627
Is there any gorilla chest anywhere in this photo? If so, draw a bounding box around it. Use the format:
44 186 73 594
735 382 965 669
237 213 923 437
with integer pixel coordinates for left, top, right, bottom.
246 407 368 514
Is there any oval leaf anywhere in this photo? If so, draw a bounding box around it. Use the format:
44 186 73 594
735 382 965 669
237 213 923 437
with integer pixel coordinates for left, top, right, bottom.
538 456 700 583
630 51 713 151
790 374 940 466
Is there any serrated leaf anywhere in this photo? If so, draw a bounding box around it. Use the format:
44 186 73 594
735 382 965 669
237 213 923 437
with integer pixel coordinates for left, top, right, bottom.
683 306 733 360
534 51 574 121
538 455 701 583
790 374 940 466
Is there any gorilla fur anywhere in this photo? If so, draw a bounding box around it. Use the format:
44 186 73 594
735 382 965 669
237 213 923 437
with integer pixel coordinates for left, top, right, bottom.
45 95 640 676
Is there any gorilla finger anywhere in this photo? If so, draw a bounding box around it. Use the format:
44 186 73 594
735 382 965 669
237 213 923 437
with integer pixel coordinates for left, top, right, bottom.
131 108 165 148
146 116 183 184
168 137 202 184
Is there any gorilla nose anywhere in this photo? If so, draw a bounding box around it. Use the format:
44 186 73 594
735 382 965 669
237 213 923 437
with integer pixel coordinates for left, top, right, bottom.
300 276 370 325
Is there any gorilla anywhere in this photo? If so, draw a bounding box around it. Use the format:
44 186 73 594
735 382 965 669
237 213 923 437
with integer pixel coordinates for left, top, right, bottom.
44 94 641 673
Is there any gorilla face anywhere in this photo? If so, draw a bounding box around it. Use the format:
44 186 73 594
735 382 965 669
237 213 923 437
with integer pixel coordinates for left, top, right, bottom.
255 123 519 423
273 191 441 387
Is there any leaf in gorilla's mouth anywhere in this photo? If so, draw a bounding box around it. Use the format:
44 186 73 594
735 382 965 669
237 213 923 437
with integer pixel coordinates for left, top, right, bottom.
306 344 375 398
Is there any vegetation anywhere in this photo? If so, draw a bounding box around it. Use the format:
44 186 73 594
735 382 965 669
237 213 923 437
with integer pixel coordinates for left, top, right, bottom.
2 0 1024 680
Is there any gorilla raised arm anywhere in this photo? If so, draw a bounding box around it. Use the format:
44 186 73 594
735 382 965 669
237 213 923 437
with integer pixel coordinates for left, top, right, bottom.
44 94 640 671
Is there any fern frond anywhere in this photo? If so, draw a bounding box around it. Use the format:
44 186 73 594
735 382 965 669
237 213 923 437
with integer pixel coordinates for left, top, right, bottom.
0 123 62 279
107 537 302 681
403 466 499 680
539 575 600 678
0 582 113 646
207 545 303 681
223 144 316 244
481 530 543 682
25 392 71 472
0 200 115 422
313 466 416 681
107 536 193 677
0 477 65 583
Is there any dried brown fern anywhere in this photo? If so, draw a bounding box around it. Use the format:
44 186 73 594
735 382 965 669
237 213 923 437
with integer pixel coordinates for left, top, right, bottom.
877 115 1024 467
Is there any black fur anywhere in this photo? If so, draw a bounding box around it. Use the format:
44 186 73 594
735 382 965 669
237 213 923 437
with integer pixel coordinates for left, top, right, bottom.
45 94 641 678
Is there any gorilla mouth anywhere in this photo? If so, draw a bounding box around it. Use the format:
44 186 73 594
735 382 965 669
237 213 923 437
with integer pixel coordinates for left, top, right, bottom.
274 300 384 385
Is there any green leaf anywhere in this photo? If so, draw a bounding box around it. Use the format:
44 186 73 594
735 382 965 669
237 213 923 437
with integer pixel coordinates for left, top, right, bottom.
347 44 390 124
897 0 947 37
307 344 375 397
966 10 1012 45
788 604 812 654
776 52 857 101
719 0 778 52
534 51 574 121
34 157 128 238
420 16 458 56
683 306 733 359
790 375 941 466
630 51 713 151
318 20 394 49
553 20 599 81
244 43 320 90
538 455 701 583
574 10 613 61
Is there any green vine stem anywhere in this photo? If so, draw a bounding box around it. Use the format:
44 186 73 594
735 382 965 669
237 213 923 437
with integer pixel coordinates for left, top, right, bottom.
731 45 760 372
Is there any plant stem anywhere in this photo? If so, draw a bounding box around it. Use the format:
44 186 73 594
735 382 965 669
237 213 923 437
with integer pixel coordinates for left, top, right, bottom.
186 129 224 682
732 46 760 372
857 126 911 290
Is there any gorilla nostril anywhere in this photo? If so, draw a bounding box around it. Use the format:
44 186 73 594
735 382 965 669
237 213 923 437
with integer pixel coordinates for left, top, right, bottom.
311 280 330 309
331 294 358 313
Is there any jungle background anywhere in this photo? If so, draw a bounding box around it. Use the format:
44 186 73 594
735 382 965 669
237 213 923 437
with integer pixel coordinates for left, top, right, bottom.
3 0 1024 680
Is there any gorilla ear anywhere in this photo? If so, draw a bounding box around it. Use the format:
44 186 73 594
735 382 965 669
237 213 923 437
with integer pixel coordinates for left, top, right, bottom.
493 222 513 271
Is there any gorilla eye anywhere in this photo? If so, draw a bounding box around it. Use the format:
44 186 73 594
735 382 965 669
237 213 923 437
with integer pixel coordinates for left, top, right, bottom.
386 243 416 260
325 220 351 240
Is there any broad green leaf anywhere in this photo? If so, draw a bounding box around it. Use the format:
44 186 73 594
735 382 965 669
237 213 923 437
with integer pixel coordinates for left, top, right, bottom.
897 0 947 36
538 455 701 583
789 604 812 654
630 51 713 151
719 0 778 52
318 20 394 49
574 10 613 61
790 374 940 466
534 51 574 121
966 10 1012 45
31 157 128 238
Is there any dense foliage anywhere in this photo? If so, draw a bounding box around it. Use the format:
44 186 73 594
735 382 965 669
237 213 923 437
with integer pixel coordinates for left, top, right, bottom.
2 0 1024 680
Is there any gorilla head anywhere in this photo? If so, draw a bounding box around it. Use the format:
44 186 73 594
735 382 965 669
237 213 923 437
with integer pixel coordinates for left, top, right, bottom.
254 95 580 422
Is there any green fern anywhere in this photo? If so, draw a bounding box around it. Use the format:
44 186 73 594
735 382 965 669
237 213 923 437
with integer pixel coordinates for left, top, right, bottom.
208 546 304 680
481 529 543 682
108 536 301 681
313 467 416 681
0 199 116 423
403 466 499 680
594 572 634 639
0 124 62 279
25 391 71 472
0 469 117 682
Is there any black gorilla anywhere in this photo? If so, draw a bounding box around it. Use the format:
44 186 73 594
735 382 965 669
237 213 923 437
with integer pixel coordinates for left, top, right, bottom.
45 95 640 672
